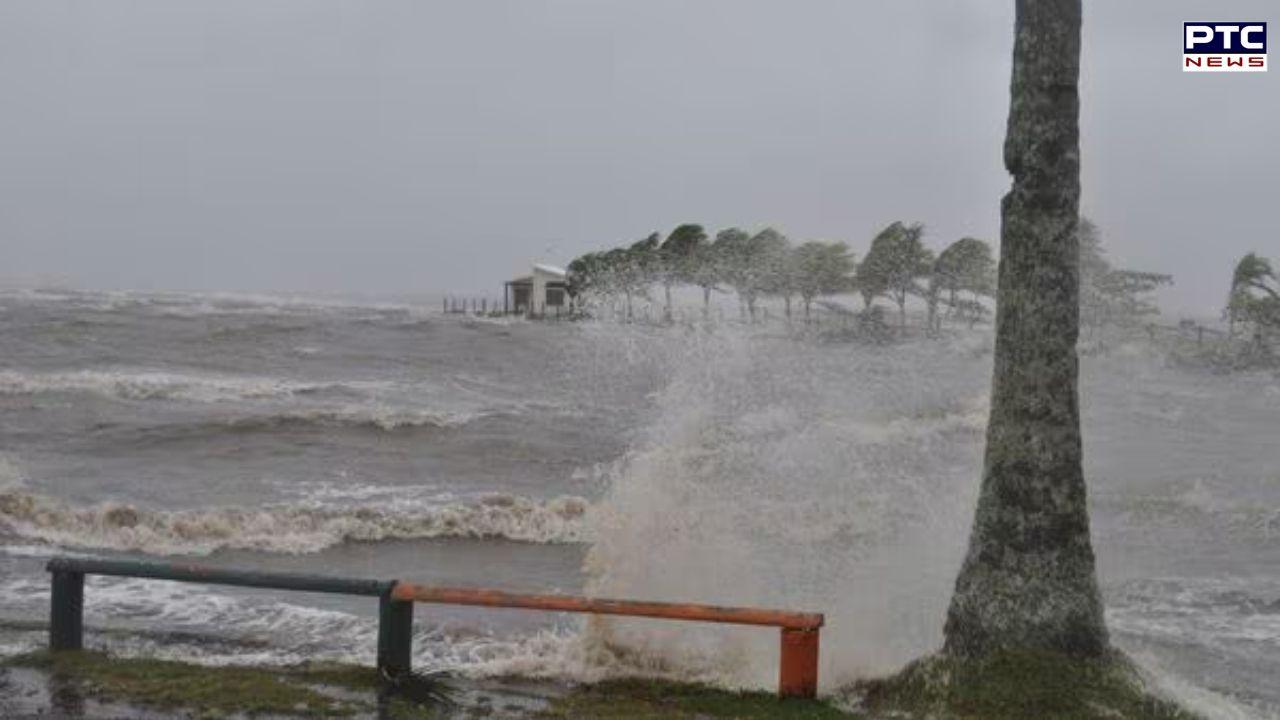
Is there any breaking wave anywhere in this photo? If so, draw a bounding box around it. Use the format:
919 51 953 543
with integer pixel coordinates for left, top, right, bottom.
0 369 541 432
0 288 430 320
0 369 370 404
0 488 592 555
181 406 484 434
238 407 480 432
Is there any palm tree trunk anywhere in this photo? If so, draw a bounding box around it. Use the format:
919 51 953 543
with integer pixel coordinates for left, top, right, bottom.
944 0 1107 659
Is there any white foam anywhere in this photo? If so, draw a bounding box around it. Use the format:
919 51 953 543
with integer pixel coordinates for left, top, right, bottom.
0 368 350 403
224 404 484 431
0 488 593 555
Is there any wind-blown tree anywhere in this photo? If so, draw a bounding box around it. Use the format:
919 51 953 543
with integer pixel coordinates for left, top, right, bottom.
1226 252 1278 337
1077 218 1172 334
566 251 606 313
928 237 996 332
1091 270 1172 328
711 228 753 318
857 221 934 328
686 240 724 314
772 250 801 320
594 233 660 320
711 227 790 320
746 228 792 320
658 224 708 321
793 241 857 320
1077 218 1109 290
945 0 1110 659
628 232 662 275
1244 295 1280 354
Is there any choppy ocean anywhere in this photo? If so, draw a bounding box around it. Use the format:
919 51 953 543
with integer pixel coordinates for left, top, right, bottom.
1 288 1277 718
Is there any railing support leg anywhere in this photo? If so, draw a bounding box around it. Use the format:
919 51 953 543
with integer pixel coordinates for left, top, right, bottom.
377 589 414 678
779 627 819 699
49 570 85 651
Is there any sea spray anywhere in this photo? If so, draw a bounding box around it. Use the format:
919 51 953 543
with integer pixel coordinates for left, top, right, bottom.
580 323 990 690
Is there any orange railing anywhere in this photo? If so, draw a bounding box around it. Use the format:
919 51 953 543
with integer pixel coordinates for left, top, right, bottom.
44 557 824 699
391 582 824 698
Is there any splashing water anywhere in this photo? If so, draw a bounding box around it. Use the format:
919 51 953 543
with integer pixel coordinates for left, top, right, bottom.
579 324 989 690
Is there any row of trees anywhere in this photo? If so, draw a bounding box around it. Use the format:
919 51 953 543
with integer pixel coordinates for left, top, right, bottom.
567 222 993 329
566 225 856 322
566 218 1171 333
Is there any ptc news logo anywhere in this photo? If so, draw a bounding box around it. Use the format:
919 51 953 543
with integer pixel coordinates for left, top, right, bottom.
1184 23 1267 72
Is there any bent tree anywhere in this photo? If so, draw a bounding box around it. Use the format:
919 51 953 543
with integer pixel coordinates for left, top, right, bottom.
944 0 1108 658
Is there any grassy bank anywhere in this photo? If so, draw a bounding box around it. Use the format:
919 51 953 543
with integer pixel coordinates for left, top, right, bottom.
2 650 854 719
3 648 1199 719
853 649 1199 720
534 679 853 719
6 650 417 718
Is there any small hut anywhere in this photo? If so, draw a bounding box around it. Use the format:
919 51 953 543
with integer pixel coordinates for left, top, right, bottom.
503 264 567 316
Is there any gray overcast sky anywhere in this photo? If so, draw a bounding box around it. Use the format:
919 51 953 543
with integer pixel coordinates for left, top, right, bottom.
0 1 1274 314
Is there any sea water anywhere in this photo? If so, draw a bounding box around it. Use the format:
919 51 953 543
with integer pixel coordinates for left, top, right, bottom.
0 289 1276 718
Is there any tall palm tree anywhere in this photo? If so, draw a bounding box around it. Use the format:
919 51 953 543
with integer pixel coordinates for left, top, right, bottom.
944 0 1108 658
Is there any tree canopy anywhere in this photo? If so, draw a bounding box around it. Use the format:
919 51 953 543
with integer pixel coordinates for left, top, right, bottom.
929 237 996 330
794 241 857 318
1078 218 1172 333
564 215 1172 337
1226 252 1279 341
857 221 934 327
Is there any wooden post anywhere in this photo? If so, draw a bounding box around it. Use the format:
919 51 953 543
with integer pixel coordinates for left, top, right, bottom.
377 591 414 679
49 570 84 651
778 628 819 698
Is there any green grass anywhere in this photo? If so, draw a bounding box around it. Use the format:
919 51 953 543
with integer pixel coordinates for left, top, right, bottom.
853 649 1199 720
3 650 454 718
8 650 364 717
537 678 857 719
4 648 1200 719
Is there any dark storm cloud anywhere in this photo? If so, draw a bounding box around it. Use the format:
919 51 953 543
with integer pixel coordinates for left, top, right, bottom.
0 1 1273 313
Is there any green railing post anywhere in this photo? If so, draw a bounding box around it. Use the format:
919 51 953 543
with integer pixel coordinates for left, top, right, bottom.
377 588 414 678
49 569 85 651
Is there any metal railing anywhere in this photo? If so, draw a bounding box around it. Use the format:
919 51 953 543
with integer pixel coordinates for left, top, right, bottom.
45 557 824 698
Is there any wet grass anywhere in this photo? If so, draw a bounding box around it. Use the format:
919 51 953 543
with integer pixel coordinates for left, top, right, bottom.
3 648 1200 719
537 678 857 719
852 649 1200 720
3 650 448 718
